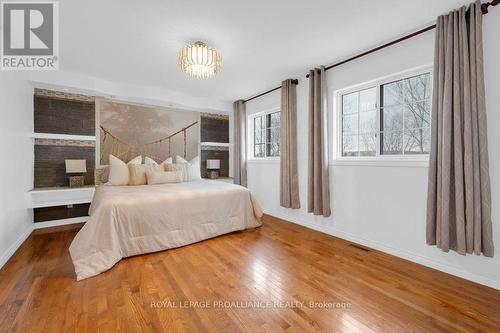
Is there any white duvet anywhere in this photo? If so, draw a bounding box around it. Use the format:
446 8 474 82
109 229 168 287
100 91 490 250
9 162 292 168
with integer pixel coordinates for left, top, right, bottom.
69 180 263 281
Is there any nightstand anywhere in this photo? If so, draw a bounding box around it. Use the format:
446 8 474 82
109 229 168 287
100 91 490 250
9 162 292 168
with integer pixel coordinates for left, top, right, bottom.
30 186 95 228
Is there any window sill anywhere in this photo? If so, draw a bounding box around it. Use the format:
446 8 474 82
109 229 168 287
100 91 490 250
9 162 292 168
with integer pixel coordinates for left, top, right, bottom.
330 158 429 168
248 157 280 164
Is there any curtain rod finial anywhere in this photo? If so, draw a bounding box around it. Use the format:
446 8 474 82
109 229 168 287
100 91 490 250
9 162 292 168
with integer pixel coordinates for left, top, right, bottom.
482 0 499 14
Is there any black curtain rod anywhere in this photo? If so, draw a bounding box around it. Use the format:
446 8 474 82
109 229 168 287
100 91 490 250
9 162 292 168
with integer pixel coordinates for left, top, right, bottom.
242 0 498 103
305 24 436 78
243 79 298 103
306 0 498 78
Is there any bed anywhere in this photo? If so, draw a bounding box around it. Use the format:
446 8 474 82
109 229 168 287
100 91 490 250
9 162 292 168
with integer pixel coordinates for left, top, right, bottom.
69 179 263 281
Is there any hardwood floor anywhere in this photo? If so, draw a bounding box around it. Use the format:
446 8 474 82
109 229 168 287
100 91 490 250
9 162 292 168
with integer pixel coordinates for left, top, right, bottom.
1 216 500 333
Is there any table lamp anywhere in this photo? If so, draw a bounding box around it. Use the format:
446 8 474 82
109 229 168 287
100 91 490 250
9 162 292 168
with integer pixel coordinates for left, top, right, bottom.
206 159 220 179
65 159 87 188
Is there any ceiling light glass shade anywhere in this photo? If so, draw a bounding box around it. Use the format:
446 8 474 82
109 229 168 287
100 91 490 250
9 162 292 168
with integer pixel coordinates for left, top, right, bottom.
177 41 222 78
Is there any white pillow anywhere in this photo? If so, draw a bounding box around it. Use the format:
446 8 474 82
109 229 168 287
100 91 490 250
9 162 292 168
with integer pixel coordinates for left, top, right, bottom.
165 163 189 182
145 156 172 165
144 156 156 165
109 154 142 166
145 156 173 171
146 170 183 185
129 164 161 186
176 155 201 180
107 155 142 186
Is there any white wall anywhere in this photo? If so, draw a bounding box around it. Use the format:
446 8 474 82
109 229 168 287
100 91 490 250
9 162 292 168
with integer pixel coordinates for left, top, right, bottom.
0 74 34 268
246 10 500 290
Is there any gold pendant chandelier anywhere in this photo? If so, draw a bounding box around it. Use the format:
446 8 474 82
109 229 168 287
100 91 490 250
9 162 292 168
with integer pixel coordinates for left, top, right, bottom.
177 41 222 79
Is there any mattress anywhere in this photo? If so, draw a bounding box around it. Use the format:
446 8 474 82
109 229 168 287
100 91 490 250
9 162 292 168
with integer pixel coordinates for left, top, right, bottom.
69 179 263 280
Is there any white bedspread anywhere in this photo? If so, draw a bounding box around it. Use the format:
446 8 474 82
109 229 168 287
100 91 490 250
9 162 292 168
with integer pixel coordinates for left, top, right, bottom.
69 180 263 281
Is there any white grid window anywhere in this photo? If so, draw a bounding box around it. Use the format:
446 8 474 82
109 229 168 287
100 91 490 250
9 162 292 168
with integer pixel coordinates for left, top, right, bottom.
339 71 432 158
252 111 280 158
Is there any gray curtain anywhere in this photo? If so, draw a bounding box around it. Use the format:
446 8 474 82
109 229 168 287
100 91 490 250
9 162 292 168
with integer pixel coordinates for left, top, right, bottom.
233 100 247 187
426 0 494 257
308 67 331 217
280 79 300 209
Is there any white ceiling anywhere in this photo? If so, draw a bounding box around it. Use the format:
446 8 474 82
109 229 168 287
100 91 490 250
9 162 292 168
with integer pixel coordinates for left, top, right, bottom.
60 0 470 103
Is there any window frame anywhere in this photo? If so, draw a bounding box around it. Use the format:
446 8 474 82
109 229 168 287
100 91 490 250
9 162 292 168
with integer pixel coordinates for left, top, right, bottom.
248 107 281 161
333 66 433 165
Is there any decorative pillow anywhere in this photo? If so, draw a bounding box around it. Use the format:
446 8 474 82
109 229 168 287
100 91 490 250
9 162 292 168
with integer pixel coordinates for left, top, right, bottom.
128 164 160 186
107 155 142 186
145 156 173 166
146 170 183 185
176 155 202 180
145 156 173 174
165 163 189 182
109 154 142 165
95 167 109 185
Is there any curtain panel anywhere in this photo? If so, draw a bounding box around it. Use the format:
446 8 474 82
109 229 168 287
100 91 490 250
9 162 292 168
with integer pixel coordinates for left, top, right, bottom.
233 100 247 187
280 79 300 209
426 0 494 257
308 67 331 217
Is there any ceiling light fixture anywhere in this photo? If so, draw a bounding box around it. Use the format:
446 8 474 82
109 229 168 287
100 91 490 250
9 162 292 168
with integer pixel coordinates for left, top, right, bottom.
177 41 222 79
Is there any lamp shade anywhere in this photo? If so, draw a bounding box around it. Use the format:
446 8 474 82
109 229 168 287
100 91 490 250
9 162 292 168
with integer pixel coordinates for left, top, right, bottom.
207 159 220 170
65 159 87 173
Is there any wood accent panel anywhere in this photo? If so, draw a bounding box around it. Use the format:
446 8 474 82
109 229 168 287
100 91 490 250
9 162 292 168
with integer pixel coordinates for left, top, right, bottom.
34 138 95 147
200 116 229 143
34 95 95 136
34 203 90 223
34 145 95 188
34 88 95 103
1 215 500 332
201 150 229 178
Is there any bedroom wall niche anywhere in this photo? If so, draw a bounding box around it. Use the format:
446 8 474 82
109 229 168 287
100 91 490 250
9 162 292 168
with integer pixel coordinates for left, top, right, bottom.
97 99 200 166
200 113 230 178
33 89 96 188
32 88 96 224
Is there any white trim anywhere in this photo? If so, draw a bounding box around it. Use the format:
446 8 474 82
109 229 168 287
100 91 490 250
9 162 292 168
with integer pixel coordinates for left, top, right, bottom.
200 142 231 147
330 158 429 168
0 225 34 269
333 65 433 162
34 216 88 229
198 113 202 165
95 97 102 168
247 157 280 164
30 186 95 208
30 186 95 194
31 198 92 209
32 132 96 141
265 209 500 291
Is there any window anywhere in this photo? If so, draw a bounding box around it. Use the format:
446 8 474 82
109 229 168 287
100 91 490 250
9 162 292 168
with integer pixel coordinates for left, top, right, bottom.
252 111 280 158
339 71 431 158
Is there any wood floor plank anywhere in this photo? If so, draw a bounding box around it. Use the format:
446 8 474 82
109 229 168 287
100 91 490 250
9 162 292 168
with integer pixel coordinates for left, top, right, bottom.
1 215 499 333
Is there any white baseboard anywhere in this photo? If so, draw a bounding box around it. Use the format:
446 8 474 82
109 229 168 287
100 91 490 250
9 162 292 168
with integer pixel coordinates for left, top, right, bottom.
34 216 88 229
265 209 500 291
0 225 34 269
